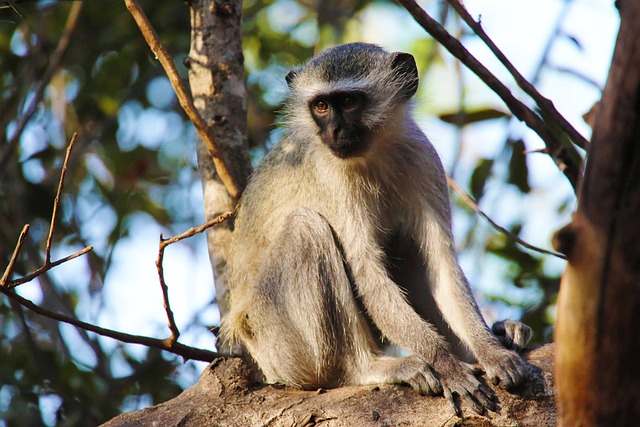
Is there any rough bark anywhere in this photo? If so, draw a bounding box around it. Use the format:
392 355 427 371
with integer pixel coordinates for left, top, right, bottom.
101 345 556 427
187 0 252 323
553 0 640 424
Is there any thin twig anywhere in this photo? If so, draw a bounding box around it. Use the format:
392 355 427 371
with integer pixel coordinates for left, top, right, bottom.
446 0 589 151
46 132 78 264
123 0 241 201
1 225 30 286
156 239 181 347
0 286 220 363
2 133 94 289
396 0 580 189
162 211 235 246
0 1 83 178
4 0 25 19
155 211 234 347
447 176 567 260
5 246 94 289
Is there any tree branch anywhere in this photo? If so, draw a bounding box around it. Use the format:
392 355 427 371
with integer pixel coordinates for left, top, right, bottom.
46 132 77 264
0 133 226 362
156 211 234 347
396 0 581 189
1 133 94 289
0 1 83 178
446 0 589 150
447 176 567 260
0 286 219 363
0 224 29 286
123 0 242 201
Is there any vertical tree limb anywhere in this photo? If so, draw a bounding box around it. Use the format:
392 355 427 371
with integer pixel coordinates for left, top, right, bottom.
187 0 252 329
553 0 640 424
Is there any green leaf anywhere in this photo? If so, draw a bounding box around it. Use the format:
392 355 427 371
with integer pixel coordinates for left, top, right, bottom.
507 139 531 193
469 158 494 201
439 108 510 127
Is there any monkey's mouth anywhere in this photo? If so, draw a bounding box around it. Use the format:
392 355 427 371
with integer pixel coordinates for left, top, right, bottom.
324 133 371 159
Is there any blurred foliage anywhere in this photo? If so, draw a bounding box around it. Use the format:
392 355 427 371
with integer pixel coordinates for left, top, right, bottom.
0 0 601 425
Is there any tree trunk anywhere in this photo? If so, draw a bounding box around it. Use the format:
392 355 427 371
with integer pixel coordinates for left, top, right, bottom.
187 0 252 326
101 345 557 427
553 0 640 424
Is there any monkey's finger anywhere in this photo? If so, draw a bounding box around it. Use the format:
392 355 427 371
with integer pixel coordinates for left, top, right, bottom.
404 378 426 396
481 383 499 403
462 361 484 375
492 321 506 336
503 334 515 350
491 375 500 386
516 358 531 380
474 384 498 412
457 388 485 416
443 388 462 418
423 367 443 395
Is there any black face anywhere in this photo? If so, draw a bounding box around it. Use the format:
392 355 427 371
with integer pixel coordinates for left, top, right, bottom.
308 91 370 158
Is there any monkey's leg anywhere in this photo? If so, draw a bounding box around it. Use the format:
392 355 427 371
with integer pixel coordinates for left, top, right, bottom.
239 208 442 395
238 208 377 389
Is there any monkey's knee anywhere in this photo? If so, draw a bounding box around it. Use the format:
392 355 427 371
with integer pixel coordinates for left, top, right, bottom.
284 208 334 239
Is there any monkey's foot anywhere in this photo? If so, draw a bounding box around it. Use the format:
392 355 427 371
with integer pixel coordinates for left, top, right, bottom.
492 320 532 351
480 347 530 389
433 354 498 417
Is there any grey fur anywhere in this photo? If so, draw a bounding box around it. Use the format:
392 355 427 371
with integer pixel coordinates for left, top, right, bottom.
221 43 531 415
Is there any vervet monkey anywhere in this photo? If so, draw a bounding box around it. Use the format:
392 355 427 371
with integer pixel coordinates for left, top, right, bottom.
222 43 531 416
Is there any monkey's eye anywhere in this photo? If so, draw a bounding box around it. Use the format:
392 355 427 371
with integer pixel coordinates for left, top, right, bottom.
313 100 330 114
340 95 358 109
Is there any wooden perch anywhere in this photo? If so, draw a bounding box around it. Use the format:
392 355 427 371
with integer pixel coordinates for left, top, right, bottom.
101 344 556 427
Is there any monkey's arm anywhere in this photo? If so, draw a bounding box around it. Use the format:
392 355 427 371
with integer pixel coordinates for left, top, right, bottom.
338 218 497 415
417 211 530 389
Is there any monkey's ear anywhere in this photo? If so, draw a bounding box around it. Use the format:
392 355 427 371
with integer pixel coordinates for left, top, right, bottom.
391 52 419 99
285 67 303 87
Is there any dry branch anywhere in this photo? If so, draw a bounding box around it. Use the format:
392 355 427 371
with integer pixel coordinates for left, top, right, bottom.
396 0 581 189
447 176 566 260
0 225 29 286
0 1 83 177
46 132 77 263
0 287 219 362
0 134 226 363
156 211 235 347
446 0 589 150
123 0 242 201
1 133 93 289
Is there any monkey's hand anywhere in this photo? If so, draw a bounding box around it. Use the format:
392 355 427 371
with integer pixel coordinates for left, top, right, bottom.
479 347 530 390
432 351 497 417
394 355 443 396
492 320 532 351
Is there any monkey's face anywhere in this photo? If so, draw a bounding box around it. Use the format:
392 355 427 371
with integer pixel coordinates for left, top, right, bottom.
308 90 372 158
